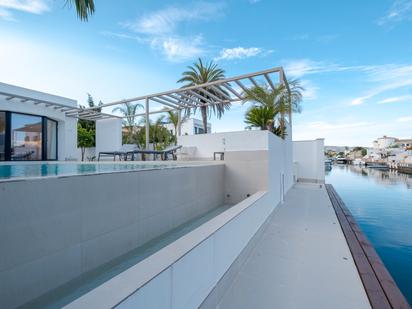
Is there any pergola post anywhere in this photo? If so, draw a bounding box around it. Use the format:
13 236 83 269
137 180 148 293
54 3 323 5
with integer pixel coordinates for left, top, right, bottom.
145 97 150 149
177 109 182 137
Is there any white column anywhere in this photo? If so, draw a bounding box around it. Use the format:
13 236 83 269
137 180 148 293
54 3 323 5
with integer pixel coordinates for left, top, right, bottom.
145 98 149 149
177 109 182 136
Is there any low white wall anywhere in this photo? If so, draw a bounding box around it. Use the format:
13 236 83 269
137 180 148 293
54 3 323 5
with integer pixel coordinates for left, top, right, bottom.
178 130 269 159
96 118 122 155
0 164 224 309
293 139 325 183
76 147 96 161
65 191 273 309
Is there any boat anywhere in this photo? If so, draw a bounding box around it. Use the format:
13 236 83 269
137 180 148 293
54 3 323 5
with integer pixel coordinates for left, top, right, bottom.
366 162 389 170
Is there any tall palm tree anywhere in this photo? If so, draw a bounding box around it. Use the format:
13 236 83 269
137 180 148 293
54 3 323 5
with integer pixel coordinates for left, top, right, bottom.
112 102 143 143
178 58 229 134
67 0 95 21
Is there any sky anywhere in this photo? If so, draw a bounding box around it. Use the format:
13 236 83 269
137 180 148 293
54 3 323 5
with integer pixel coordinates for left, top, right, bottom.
0 0 412 146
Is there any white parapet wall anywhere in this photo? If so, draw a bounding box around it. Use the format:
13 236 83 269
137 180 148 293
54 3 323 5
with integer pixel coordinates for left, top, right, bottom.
293 138 325 183
95 118 123 156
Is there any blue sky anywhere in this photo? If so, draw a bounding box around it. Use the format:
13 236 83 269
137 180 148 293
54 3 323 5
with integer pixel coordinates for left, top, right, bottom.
0 0 412 146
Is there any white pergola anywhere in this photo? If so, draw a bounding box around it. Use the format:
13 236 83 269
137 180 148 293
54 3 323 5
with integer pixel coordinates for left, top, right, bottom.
83 66 291 149
0 90 121 121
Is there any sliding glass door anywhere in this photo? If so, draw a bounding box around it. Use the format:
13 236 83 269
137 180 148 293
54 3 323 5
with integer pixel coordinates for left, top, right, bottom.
0 111 58 161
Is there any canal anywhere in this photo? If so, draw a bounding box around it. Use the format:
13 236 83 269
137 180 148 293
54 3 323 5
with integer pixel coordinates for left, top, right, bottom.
326 165 412 305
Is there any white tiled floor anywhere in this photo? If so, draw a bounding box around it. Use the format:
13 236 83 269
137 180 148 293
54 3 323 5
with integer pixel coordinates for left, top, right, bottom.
205 183 371 309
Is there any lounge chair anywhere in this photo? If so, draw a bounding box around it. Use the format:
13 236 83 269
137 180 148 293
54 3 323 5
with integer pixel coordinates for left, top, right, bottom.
127 145 182 161
98 145 138 161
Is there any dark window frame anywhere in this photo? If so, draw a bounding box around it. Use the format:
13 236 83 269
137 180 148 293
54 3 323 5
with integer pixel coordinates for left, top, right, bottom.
0 110 58 161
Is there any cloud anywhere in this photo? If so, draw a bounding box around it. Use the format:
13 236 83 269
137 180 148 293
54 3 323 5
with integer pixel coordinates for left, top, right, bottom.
300 80 318 100
119 2 225 62
214 47 264 61
151 35 205 62
397 116 412 122
283 59 349 78
123 2 225 35
377 95 412 104
378 0 412 26
0 0 49 19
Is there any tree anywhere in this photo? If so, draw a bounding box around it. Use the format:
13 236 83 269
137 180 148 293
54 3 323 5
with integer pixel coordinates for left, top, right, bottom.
67 0 95 21
242 80 303 139
165 110 188 144
77 124 94 161
178 58 229 134
77 93 102 147
112 102 143 144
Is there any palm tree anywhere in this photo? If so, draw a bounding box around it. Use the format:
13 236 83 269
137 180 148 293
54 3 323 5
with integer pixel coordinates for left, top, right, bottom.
178 58 229 134
112 102 143 143
242 79 304 138
165 110 188 144
244 105 277 131
67 0 95 21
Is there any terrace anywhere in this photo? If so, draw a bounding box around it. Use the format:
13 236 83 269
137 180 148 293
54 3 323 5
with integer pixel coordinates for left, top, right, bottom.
0 66 409 309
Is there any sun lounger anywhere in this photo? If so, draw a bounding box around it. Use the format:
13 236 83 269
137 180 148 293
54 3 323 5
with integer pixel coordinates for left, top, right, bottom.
127 145 182 161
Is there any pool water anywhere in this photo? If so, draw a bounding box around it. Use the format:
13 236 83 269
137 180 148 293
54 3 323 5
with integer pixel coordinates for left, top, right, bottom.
326 165 412 305
0 163 173 180
21 205 231 308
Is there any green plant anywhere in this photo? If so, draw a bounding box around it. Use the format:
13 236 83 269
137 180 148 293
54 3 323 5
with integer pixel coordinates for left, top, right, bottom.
178 58 229 133
77 93 102 147
77 124 94 161
112 102 143 144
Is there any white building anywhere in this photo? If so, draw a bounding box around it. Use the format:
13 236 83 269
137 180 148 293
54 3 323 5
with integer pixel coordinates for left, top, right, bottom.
0 82 78 161
0 82 123 161
372 136 397 149
164 117 211 136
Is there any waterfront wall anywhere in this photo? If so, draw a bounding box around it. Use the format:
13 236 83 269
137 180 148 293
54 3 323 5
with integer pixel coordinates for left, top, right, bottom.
0 164 225 308
293 138 325 183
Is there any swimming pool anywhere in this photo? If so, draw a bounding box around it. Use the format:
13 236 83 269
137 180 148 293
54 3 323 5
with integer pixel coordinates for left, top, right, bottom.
326 165 412 305
0 162 175 180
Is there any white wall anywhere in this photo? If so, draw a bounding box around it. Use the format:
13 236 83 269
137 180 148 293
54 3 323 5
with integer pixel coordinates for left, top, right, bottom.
0 82 78 160
65 191 273 309
95 118 122 155
293 139 325 183
165 118 211 136
0 164 225 309
178 130 269 159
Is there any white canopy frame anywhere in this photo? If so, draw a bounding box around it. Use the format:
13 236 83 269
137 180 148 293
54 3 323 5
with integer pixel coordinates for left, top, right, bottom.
83 66 291 149
0 91 121 121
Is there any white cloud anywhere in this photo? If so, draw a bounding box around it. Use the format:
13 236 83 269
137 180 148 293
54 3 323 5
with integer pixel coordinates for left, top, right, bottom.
378 0 412 26
0 0 49 19
123 2 225 35
283 59 349 78
120 2 224 62
214 47 263 61
397 116 412 122
300 80 319 100
377 95 412 104
151 35 205 62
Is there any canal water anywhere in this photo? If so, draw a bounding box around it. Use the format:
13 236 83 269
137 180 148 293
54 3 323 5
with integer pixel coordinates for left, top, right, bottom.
326 165 412 305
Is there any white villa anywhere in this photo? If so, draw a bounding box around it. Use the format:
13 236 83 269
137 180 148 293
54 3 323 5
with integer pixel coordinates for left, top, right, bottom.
0 66 408 309
164 117 211 136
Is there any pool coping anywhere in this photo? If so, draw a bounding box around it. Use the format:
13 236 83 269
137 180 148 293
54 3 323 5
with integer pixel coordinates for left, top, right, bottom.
326 184 411 309
0 161 224 183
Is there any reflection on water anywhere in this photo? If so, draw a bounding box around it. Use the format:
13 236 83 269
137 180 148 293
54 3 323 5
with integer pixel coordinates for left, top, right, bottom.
326 165 412 305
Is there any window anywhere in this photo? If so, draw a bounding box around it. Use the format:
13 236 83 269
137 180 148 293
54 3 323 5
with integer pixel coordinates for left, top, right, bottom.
11 113 42 160
0 111 58 161
0 112 5 161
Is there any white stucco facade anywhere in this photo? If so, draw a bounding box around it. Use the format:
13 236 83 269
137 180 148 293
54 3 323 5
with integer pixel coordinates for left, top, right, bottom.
0 82 78 161
165 118 212 136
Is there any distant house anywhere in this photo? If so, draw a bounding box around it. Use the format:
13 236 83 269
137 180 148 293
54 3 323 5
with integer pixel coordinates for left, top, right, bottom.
164 118 211 136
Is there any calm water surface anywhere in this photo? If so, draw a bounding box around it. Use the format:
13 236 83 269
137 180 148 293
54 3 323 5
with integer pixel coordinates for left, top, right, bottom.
326 165 412 304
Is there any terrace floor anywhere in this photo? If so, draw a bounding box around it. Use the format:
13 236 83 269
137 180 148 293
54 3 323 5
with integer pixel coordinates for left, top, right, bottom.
202 183 371 309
